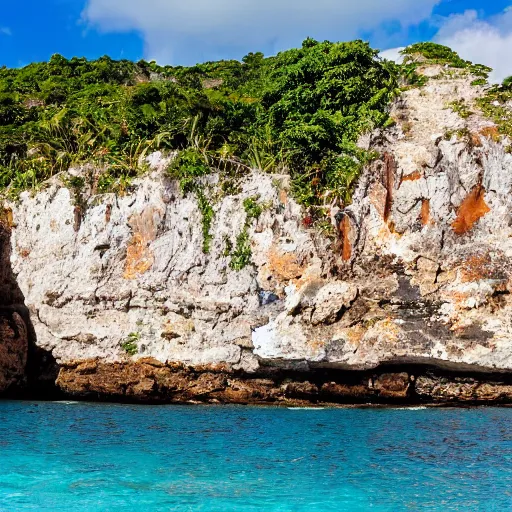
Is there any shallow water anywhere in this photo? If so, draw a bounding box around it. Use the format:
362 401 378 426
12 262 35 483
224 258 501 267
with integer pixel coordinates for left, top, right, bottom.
0 401 511 511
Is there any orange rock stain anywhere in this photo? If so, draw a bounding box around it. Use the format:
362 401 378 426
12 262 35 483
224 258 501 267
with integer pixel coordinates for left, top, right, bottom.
452 186 490 235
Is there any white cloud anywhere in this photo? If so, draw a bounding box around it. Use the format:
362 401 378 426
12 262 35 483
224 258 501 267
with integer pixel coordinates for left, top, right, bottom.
0 27 11 36
83 0 440 64
380 47 405 63
436 10 512 83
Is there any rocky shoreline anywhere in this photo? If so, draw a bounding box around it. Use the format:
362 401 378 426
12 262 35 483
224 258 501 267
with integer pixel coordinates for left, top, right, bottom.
3 357 512 406
49 361 512 406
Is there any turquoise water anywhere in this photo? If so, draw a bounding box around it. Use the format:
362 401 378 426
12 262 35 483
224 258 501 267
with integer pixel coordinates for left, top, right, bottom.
0 402 511 511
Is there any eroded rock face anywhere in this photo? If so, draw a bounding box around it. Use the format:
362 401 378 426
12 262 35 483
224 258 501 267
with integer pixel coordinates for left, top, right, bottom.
10 170 331 371
415 375 512 402
6 66 512 402
0 219 28 393
0 312 27 392
54 359 406 404
55 360 512 405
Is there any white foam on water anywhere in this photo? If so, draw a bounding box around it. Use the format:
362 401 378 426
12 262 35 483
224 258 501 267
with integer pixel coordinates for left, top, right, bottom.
287 407 325 410
394 406 428 410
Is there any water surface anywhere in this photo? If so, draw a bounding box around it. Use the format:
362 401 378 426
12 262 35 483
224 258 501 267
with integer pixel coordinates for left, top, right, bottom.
0 401 511 511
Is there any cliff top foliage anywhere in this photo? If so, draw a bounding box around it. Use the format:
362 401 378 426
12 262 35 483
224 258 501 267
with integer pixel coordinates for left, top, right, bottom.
0 39 495 213
400 42 492 85
0 38 399 207
401 43 469 66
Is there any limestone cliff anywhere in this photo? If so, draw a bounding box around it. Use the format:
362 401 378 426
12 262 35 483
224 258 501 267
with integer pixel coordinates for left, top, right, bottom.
4 65 512 404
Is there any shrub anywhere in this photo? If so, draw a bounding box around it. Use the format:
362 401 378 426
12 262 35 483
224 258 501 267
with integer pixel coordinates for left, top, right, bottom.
243 196 263 222
447 100 473 119
229 229 252 271
5 39 491 218
400 42 491 86
401 43 468 66
121 332 140 356
502 76 512 89
197 190 214 254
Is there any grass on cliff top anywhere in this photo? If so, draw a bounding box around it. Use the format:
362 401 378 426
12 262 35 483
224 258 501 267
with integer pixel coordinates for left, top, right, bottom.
401 43 491 77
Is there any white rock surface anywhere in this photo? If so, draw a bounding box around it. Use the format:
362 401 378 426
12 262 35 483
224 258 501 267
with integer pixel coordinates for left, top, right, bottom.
7 67 512 373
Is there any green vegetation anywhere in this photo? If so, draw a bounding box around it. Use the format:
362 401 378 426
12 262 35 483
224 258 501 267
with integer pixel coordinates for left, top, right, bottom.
402 43 469 67
477 86 512 139
447 99 473 119
444 127 471 142
475 74 512 141
400 65 429 88
0 39 399 207
121 332 140 356
168 144 210 194
228 195 272 270
197 189 214 253
400 43 491 89
0 39 497 225
243 196 263 222
401 43 491 77
502 76 512 89
222 235 233 257
229 229 252 271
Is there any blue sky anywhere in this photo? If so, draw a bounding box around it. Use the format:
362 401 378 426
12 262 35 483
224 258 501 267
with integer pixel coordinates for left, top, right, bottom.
1 1 512 80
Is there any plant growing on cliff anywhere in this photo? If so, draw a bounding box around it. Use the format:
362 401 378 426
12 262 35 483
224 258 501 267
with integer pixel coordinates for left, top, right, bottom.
477 85 512 139
243 196 263 222
167 148 210 193
121 332 140 356
402 43 469 66
447 100 473 120
197 189 215 254
401 43 491 77
227 195 270 270
261 39 398 207
229 229 252 271
0 40 495 222
399 64 429 88
399 43 491 90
